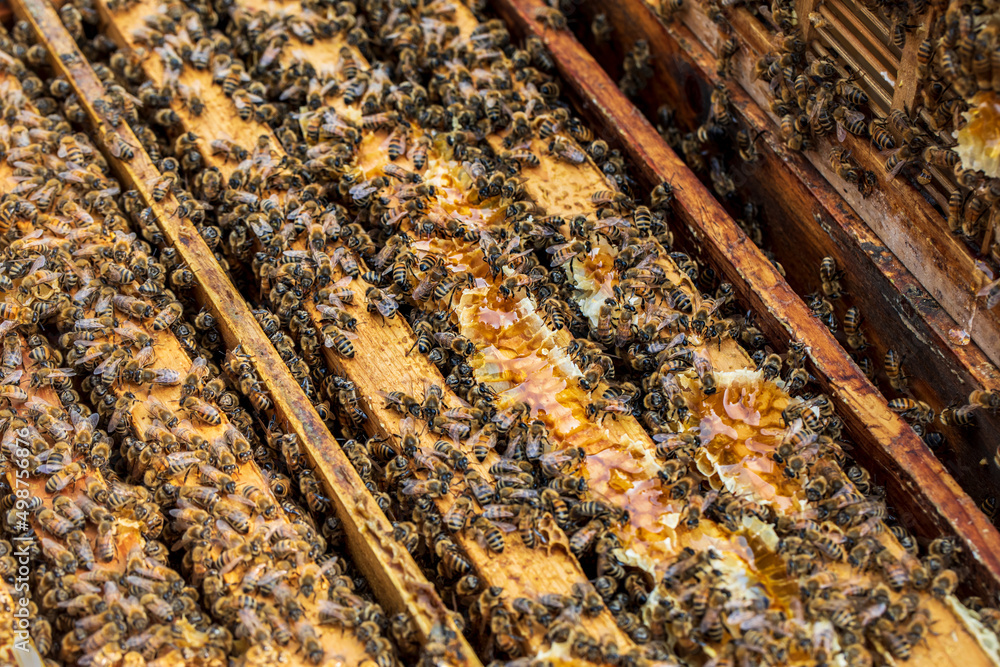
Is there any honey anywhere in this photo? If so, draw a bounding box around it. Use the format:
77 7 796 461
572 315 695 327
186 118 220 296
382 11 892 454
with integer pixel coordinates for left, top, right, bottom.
698 375 801 511
956 91 1000 178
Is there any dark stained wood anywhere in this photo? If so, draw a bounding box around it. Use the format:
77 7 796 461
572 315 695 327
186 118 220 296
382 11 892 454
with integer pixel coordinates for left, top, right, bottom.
490 0 1000 599
679 2 1000 370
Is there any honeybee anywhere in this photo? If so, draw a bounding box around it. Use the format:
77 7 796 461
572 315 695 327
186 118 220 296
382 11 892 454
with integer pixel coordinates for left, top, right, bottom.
869 118 895 151
104 130 135 160
0 371 27 404
843 307 866 350
923 147 960 169
181 395 222 425
884 349 908 392
444 496 474 533
152 301 183 331
888 398 935 423
322 325 357 358
942 403 978 427
366 286 399 320
471 515 506 553
35 508 74 539
829 147 859 183
547 240 590 271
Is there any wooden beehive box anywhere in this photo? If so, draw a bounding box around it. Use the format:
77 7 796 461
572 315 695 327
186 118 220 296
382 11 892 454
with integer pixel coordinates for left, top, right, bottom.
1 0 1000 665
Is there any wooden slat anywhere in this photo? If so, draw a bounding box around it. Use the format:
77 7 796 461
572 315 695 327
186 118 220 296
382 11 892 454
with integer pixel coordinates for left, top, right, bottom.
796 0 819 43
0 70 232 667
86 0 635 658
891 8 933 112
12 0 479 662
670 0 1000 371
492 0 1000 621
0 54 375 667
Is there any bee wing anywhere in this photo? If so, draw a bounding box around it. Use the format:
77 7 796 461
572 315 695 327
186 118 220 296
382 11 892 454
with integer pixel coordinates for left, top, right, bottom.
978 277 1000 309
836 120 847 143
152 368 180 384
809 90 829 121
249 219 274 237
886 153 907 181
976 276 1000 297
135 345 156 368
349 182 378 199
227 491 257 509
107 408 126 434
94 355 122 377
400 478 424 496
80 412 101 432
593 216 630 231
35 460 67 475
25 254 46 277
399 414 415 437
0 370 22 386
376 299 398 317
113 323 140 341
479 229 497 253
187 356 209 379
24 397 56 414
975 260 996 282
492 520 518 533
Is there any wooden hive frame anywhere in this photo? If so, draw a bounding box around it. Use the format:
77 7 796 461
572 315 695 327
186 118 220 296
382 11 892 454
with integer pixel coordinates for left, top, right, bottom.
8 1 485 664
550 0 1000 512
73 0 640 656
650 0 1000 372
0 46 393 666
3 0 1000 663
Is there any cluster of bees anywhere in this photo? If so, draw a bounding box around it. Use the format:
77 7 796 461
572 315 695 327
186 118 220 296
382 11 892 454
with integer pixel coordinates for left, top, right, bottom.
752 27 886 198
113 0 1000 662
586 0 1000 513
0 12 416 667
809 255 1000 447
914 0 1000 257
0 0 989 662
